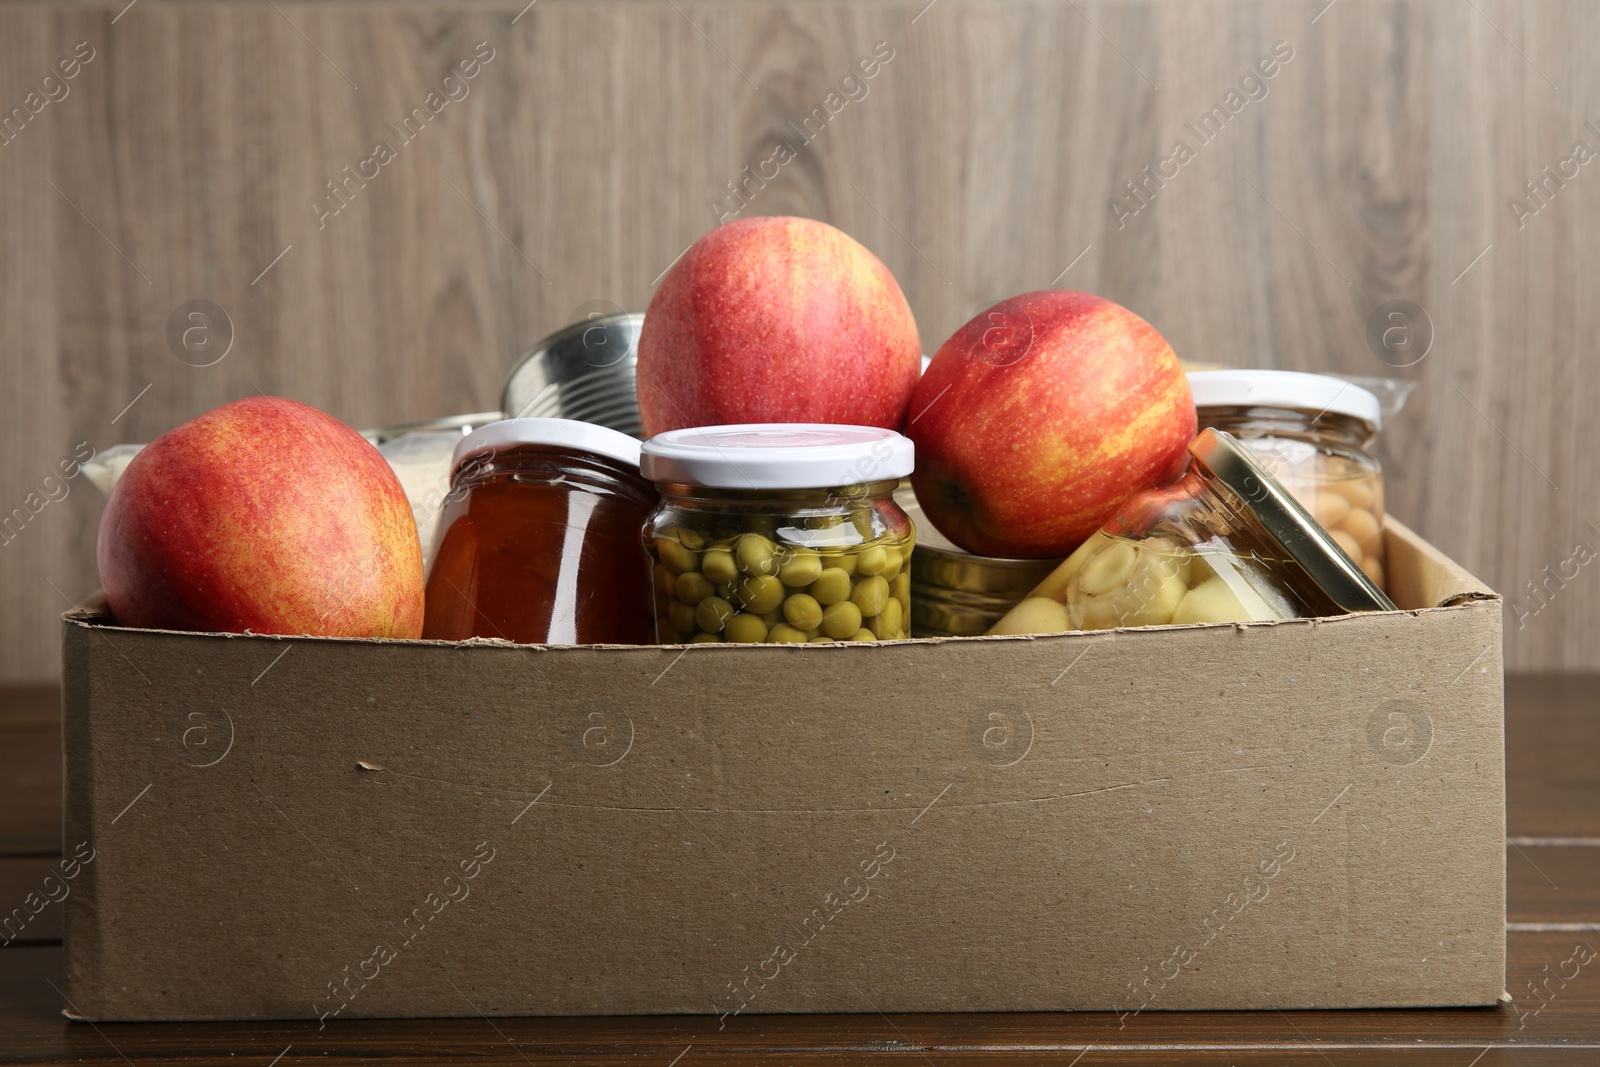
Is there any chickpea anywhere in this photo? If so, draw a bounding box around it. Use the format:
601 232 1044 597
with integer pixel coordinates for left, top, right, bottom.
1329 528 1363 562
1341 507 1382 558
1309 490 1350 529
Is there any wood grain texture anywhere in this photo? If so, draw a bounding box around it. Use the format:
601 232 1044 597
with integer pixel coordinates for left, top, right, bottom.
0 0 1597 681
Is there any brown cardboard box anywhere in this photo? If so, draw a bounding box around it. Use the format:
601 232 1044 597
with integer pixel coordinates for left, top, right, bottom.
59 518 1504 1022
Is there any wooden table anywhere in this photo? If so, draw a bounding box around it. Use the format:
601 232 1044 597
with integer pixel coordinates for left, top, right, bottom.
3 677 1596 1064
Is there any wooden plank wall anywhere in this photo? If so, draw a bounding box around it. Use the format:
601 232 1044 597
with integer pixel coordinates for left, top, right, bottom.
0 0 1594 679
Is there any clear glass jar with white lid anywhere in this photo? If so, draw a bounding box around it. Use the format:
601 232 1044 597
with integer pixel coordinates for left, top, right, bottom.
989 429 1394 635
1189 370 1388 590
639 425 915 644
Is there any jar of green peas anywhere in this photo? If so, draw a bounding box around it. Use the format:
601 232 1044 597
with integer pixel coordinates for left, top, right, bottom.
639 425 915 644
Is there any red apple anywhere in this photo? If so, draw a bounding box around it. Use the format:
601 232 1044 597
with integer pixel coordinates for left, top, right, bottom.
637 216 921 435
908 291 1195 558
98 397 425 637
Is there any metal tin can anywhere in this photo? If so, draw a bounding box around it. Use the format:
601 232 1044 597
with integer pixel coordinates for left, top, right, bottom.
897 489 1062 638
501 312 645 438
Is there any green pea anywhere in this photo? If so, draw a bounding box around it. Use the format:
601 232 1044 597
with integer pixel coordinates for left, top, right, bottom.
735 575 784 614
675 571 714 605
820 601 863 639
725 613 769 643
871 597 904 638
831 552 860 576
676 527 707 551
736 533 776 576
892 571 911 605
811 568 852 605
777 547 823 587
879 548 903 582
653 564 676 599
851 575 890 617
667 601 697 635
856 545 889 576
760 608 784 629
850 510 877 542
847 628 876 642
695 596 735 634
767 624 809 644
783 593 824 631
656 617 684 643
657 536 700 575
745 514 779 537
690 632 723 643
701 548 738 584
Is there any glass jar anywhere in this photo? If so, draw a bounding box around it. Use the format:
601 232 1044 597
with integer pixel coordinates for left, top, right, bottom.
639 425 916 644
422 419 658 645
990 429 1393 635
1190 370 1387 590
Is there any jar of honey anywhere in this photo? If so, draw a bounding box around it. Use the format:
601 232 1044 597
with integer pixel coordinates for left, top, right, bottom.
1190 370 1388 590
989 428 1393 635
639 425 915 644
422 419 658 645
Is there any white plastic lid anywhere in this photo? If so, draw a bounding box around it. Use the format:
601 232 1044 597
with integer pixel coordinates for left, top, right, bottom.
451 417 643 473
1187 370 1382 429
640 424 914 490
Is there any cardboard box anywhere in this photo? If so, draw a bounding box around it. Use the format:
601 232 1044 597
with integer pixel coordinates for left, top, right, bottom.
59 518 1504 1021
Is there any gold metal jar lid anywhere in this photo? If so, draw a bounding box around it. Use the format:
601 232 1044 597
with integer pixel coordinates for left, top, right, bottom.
1188 429 1395 614
898 489 1062 637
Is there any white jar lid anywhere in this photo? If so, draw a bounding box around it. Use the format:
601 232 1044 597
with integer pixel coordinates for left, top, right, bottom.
1187 370 1382 429
641 424 914 490
451 417 643 473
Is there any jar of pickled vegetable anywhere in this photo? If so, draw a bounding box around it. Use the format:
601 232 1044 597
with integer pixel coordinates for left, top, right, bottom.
989 428 1393 635
422 419 658 645
1190 370 1388 590
639 425 915 644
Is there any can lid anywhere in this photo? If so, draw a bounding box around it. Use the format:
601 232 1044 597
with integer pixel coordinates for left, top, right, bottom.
1188 370 1382 429
641 424 914 490
451 417 643 473
1188 428 1395 614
